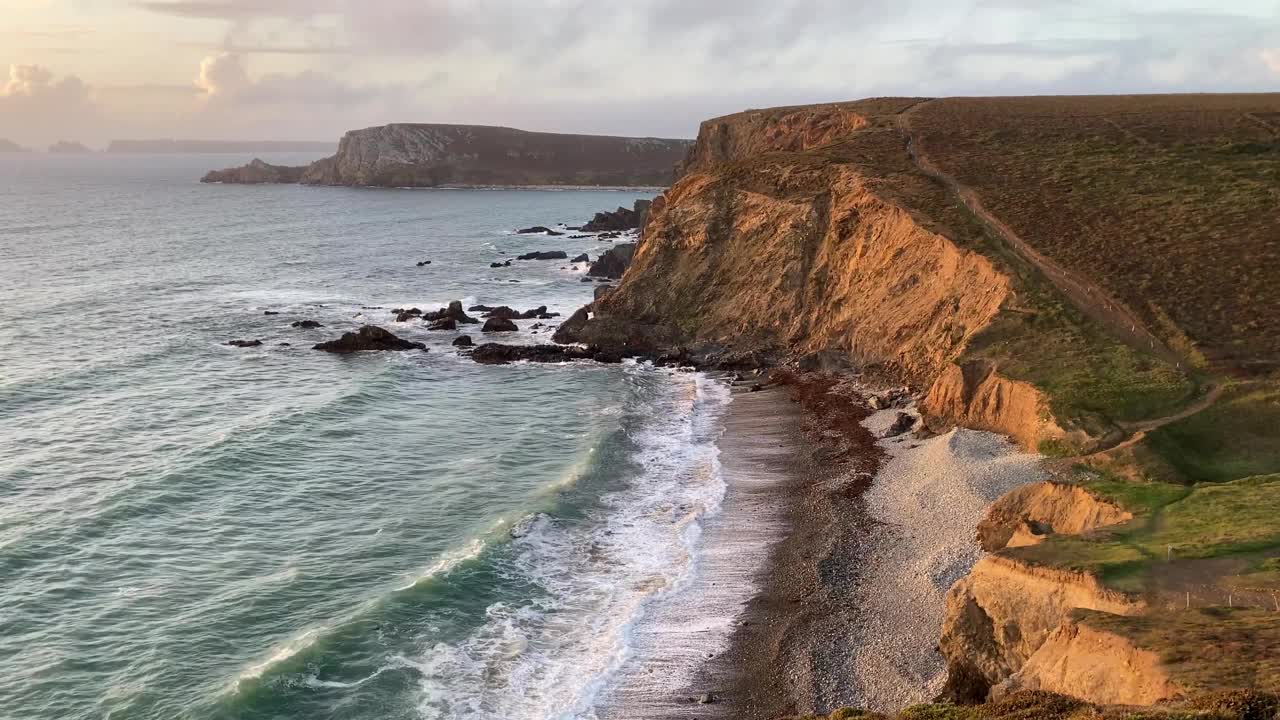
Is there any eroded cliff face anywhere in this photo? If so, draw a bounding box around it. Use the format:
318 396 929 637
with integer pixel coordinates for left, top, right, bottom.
976 481 1133 552
298 124 692 187
584 160 1010 383
992 619 1181 705
677 103 872 174
939 555 1147 701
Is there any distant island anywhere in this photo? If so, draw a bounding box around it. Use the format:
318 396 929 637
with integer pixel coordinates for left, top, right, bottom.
48 141 92 154
0 139 29 153
201 124 693 188
110 139 337 154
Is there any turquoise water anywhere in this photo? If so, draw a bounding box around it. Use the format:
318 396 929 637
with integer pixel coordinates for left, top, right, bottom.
0 154 730 719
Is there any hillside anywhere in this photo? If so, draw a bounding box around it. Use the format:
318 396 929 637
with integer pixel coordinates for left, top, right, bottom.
558 94 1280 714
201 124 692 187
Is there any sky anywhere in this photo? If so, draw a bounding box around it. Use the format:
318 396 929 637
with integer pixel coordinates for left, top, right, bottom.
2 0 1278 147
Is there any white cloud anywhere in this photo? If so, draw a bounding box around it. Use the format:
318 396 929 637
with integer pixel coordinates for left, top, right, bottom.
1262 48 1280 74
0 64 100 147
195 52 250 95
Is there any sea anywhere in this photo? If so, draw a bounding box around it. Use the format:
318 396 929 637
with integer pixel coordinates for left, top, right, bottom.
0 153 737 720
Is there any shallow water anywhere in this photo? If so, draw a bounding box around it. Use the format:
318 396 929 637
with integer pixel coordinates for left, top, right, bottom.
0 153 734 720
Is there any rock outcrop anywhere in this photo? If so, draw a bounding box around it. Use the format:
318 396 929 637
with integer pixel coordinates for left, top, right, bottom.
312 325 426 353
586 243 636 279
582 199 653 231
290 125 691 187
202 159 307 184
977 481 1134 552
921 360 1060 451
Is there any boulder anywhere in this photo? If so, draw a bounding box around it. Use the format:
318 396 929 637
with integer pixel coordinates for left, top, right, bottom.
452 335 475 347
427 318 457 331
587 243 636 279
482 306 520 320
423 300 479 324
291 320 323 328
883 412 918 438
571 253 589 263
482 317 519 332
415 260 432 266
516 226 553 234
516 250 568 261
227 339 262 347
519 305 548 319
471 343 597 364
469 304 496 312
581 200 650 232
312 325 426 353
490 260 512 268
263 310 280 316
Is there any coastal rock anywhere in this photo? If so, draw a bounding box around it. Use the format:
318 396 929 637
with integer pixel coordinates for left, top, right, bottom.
201 158 307 184
470 343 597 364
516 250 568 261
517 226 553 234
291 320 323 329
452 335 474 347
416 260 432 266
423 301 479 324
263 310 280 315
482 317 518 332
312 325 426 353
427 318 457 331
571 253 589 263
586 243 636 279
582 199 652 232
881 411 917 438
226 339 262 347
490 260 512 268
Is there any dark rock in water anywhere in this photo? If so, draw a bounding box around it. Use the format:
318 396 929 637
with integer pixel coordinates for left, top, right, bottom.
516 226 553 234
570 253 589 263
452 335 475 347
291 320 323 329
552 306 592 344
278 342 291 346
416 260 432 266
519 305 548 319
263 310 280 316
471 343 597 364
423 300 479 324
516 250 568 261
312 325 426 353
489 260 512 268
482 306 520 320
427 318 457 331
593 351 623 364
883 412 917 438
580 277 593 282
582 199 652 232
565 226 582 231
469 304 496 312
395 311 420 322
545 230 564 236
201 158 307 184
227 339 263 347
587 243 636 279
569 234 590 239
482 317 518 332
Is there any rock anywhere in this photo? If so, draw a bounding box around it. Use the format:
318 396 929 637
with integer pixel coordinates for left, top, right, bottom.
545 230 564 236
698 693 717 705
516 226 553 234
226 339 262 347
516 250 568 261
201 158 307 184
593 351 624 364
312 325 426 353
569 234 590 239
415 260 432 266
395 311 419 322
571 253 589 263
580 277 593 282
482 306 520 319
552 306 592 344
750 383 763 392
263 310 280 315
291 320 323 329
482 317 518 332
278 342 291 346
469 304 495 312
582 199 652 232
587 243 636 279
519 305 548 319
489 260 512 268
471 343 597 364
423 300 479 324
427 318 457 331
883 412 918 438
593 285 615 301
452 335 474 347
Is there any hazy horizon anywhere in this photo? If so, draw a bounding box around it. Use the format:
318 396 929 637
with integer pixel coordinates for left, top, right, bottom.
3 0 1279 147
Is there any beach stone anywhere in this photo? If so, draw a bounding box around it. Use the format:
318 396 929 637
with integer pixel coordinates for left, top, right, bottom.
312 325 426 353
452 335 474 347
883 412 917 438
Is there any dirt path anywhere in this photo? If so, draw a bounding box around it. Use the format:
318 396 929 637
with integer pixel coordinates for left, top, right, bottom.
894 102 1186 370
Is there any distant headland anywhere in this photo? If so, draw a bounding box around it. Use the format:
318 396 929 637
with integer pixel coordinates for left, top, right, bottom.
201 124 693 188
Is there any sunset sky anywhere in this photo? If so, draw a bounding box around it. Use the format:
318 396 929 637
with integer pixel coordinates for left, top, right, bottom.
3 0 1278 147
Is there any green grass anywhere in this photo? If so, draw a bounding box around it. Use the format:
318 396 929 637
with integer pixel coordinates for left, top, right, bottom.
1144 384 1280 483
1081 472 1192 516
1006 474 1280 591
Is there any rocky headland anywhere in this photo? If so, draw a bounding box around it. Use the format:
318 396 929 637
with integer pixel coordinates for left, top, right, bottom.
473 94 1280 718
202 123 692 188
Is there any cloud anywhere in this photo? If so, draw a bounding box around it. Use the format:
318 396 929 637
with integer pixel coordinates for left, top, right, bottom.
0 65 102 146
1263 48 1280 74
193 52 406 106
195 52 250 95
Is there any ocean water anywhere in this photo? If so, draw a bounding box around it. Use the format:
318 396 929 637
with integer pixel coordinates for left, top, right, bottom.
0 154 732 720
